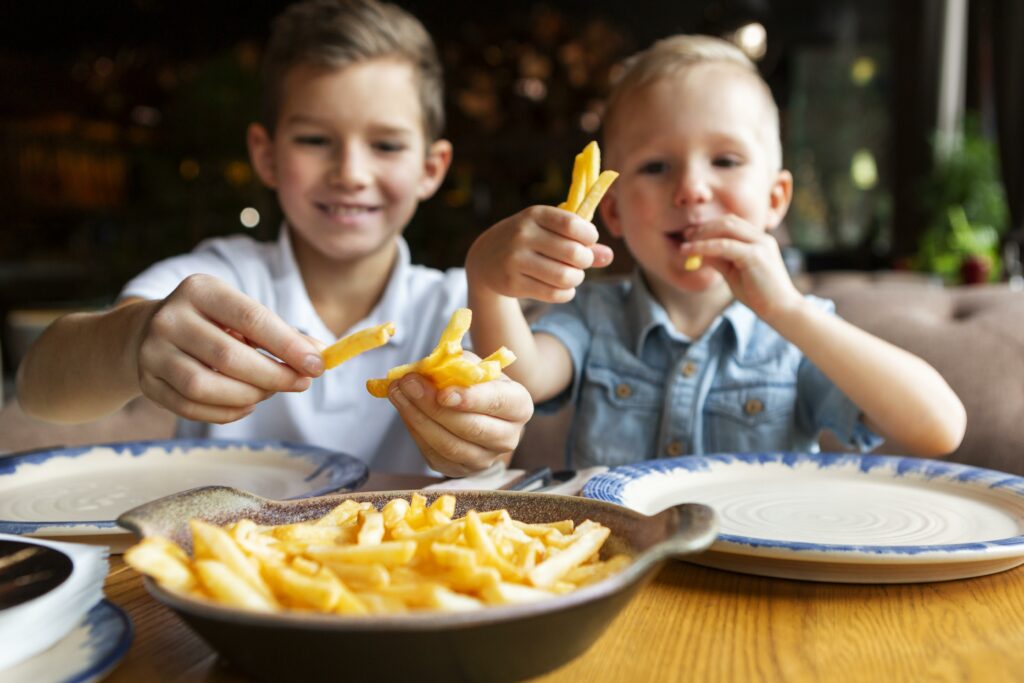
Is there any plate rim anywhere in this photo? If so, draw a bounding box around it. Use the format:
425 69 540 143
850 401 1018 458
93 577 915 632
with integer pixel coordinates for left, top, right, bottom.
581 452 1024 560
0 438 369 532
6 599 133 683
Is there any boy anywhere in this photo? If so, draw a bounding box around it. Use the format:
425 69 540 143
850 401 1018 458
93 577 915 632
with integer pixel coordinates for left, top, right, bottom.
16 0 532 476
466 35 966 469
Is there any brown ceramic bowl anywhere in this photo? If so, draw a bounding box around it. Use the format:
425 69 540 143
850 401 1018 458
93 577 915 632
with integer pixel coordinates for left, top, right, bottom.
118 486 715 683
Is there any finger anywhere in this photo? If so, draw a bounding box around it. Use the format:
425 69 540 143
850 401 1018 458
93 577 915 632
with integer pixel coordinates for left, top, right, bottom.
176 275 324 377
535 206 601 246
680 237 755 266
141 375 257 424
156 349 274 407
387 379 500 475
516 251 587 292
686 214 762 243
590 243 614 268
436 376 535 423
399 374 523 455
524 223 599 269
180 324 314 394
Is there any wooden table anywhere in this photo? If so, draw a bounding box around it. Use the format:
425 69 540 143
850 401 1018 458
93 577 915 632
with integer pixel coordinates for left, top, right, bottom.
100 473 1024 683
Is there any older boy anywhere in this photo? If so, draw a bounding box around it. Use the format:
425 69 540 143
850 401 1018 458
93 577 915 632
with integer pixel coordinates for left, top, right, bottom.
17 0 532 476
467 35 965 468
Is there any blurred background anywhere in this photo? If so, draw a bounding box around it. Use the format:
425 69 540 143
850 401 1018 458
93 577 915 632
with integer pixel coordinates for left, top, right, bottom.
0 0 1021 399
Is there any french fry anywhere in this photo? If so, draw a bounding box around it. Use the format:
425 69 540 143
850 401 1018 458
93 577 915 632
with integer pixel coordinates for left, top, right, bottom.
125 494 628 616
574 170 620 222
684 255 703 271
365 308 516 397
322 321 396 370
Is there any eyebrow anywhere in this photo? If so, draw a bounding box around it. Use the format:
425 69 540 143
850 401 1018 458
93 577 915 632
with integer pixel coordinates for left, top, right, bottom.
283 114 414 137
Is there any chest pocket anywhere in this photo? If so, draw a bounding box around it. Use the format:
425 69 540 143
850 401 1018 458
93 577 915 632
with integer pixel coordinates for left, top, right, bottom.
703 384 802 453
572 365 663 468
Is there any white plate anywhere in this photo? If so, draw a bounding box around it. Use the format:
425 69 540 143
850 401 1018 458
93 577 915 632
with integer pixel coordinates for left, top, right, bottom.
3 599 132 683
582 453 1024 583
0 439 368 551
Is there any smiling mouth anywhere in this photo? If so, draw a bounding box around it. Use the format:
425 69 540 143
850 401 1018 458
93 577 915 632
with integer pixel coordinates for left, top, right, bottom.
317 203 381 217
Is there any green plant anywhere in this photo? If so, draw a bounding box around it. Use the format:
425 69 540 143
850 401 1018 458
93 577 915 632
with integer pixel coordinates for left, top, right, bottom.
914 115 1009 283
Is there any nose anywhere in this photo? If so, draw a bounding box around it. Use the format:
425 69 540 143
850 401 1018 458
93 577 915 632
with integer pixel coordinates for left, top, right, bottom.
674 163 712 206
328 144 371 189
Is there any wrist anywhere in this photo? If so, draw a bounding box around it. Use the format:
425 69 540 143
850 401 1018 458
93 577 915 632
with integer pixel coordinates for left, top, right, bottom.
760 291 812 331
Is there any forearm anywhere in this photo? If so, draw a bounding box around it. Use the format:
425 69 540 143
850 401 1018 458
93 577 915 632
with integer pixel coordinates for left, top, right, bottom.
468 287 570 403
16 300 157 423
766 300 966 455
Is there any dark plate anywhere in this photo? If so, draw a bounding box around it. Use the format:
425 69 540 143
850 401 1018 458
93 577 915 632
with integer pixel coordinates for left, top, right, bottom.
118 486 716 683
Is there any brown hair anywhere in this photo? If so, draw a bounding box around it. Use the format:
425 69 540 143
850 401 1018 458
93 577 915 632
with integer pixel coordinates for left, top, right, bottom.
260 0 444 140
603 34 781 169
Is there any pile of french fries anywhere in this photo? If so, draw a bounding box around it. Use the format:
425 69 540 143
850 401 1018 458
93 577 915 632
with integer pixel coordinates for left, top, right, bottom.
365 308 515 398
124 493 631 615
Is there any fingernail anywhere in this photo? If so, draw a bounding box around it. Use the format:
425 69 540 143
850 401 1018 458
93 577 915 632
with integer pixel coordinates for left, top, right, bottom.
293 377 311 392
389 387 408 408
402 377 424 399
303 354 324 376
441 390 462 407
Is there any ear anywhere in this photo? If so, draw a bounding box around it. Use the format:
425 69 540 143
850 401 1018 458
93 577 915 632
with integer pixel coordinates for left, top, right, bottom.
598 185 624 238
417 138 453 200
247 123 278 190
766 169 793 230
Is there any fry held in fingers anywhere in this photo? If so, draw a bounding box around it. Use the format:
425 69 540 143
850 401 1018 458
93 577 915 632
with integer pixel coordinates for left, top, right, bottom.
123 493 630 615
366 308 516 398
558 141 619 222
322 321 396 370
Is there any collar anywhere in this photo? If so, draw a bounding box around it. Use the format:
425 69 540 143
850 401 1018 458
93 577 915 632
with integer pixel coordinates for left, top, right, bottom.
625 269 759 357
274 223 413 347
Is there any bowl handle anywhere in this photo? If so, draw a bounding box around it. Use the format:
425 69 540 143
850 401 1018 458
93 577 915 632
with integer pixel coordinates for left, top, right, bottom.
117 485 267 540
632 503 717 571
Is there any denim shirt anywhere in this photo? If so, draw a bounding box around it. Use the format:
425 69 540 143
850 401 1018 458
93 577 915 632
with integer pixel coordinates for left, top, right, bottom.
532 271 882 469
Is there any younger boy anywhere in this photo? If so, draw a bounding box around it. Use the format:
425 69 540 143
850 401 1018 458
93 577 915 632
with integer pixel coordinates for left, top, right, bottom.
466 35 965 469
17 0 532 476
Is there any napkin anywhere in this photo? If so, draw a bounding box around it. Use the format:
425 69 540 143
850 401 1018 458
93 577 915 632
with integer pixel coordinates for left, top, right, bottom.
0 535 108 672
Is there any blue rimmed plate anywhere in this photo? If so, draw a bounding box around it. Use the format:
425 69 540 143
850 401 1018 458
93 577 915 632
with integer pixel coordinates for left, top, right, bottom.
583 452 1024 583
0 439 368 551
3 599 132 683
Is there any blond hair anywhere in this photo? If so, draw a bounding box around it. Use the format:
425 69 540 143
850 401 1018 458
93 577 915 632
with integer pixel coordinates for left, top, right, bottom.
260 0 444 140
603 34 781 169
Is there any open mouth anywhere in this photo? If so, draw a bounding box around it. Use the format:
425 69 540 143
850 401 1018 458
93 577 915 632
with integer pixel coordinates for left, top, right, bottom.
665 230 687 246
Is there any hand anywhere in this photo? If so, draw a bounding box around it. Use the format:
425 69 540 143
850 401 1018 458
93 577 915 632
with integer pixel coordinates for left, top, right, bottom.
466 205 613 303
134 274 324 423
680 215 803 321
386 364 535 477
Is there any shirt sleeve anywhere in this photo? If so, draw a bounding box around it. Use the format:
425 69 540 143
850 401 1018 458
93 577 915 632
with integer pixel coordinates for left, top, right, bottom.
118 238 244 302
529 294 593 415
794 296 884 452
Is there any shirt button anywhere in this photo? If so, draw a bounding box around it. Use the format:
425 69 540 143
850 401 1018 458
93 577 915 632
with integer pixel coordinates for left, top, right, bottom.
615 383 632 399
666 440 685 456
744 398 764 415
680 362 698 378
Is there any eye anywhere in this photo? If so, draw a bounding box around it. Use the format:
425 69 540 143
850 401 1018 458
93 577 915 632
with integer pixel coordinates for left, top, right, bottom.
374 140 407 153
713 155 743 168
294 135 330 147
637 160 668 175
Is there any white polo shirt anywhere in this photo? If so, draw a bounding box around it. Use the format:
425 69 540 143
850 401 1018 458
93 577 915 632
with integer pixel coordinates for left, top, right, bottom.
120 226 468 473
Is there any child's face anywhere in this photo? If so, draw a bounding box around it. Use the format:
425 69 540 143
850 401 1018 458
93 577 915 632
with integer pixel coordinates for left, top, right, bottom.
600 63 792 294
248 59 451 266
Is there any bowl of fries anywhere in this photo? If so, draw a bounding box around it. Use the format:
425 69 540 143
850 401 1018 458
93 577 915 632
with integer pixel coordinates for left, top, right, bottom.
119 487 715 682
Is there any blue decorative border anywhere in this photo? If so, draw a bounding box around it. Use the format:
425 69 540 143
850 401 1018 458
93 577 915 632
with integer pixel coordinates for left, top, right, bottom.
0 439 368 533
69 600 134 683
582 452 1024 556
